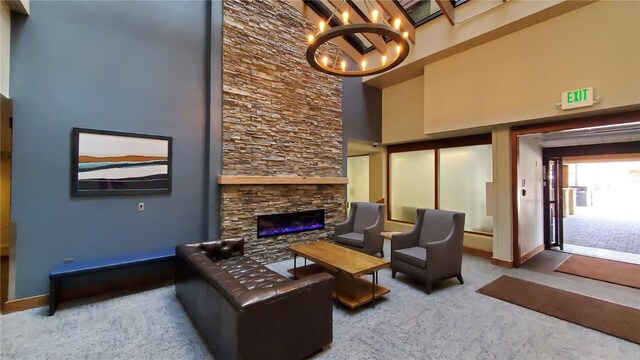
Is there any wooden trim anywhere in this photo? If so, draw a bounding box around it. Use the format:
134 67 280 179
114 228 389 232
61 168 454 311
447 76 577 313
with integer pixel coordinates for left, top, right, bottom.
463 247 492 259
520 244 544 264
464 230 493 237
434 0 455 25
386 148 392 222
510 127 520 268
564 153 640 163
3 295 48 314
543 141 640 158
511 110 640 136
218 175 348 185
491 258 514 269
387 133 492 154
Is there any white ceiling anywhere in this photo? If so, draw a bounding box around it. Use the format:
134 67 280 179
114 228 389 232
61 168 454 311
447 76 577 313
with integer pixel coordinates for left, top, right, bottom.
525 122 640 148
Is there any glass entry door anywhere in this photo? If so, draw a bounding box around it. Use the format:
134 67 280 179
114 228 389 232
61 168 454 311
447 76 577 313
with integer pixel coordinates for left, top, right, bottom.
543 157 563 250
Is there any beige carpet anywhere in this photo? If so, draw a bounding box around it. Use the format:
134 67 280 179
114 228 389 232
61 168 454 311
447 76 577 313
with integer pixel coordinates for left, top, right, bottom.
554 254 640 289
478 275 640 344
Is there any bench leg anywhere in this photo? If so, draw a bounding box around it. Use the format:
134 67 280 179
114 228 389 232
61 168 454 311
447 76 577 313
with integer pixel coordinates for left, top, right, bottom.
49 278 58 316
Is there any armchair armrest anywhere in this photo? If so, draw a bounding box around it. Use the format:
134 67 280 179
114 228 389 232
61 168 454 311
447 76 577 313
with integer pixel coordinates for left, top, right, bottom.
334 220 351 236
391 230 419 251
391 209 424 252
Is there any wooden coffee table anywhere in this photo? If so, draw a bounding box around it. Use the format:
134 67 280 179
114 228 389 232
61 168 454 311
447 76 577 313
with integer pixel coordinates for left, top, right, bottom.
288 240 390 309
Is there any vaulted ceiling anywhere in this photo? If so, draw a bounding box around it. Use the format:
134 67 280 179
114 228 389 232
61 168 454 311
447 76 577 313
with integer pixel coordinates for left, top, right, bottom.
288 0 471 62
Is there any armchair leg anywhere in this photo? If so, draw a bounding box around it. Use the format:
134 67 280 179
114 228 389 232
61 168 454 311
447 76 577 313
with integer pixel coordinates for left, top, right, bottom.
425 282 432 294
456 273 464 285
391 270 397 279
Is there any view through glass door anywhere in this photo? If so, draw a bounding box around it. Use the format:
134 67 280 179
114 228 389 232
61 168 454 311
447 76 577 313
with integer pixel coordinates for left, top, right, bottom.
543 156 563 250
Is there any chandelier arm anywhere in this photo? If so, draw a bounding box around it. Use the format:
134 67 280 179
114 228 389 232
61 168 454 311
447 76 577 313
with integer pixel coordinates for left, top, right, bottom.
332 47 341 69
326 0 347 26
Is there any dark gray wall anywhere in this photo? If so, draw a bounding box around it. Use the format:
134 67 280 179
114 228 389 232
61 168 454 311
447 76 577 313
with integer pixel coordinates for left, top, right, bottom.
341 77 382 175
10 1 213 298
342 77 382 143
207 0 223 239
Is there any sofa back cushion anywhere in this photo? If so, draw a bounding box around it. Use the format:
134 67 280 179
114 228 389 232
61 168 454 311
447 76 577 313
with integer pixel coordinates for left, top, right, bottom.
217 256 287 291
201 238 244 260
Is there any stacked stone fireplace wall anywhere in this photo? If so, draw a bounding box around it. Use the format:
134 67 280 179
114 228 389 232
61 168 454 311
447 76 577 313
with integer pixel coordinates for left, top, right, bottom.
221 0 345 263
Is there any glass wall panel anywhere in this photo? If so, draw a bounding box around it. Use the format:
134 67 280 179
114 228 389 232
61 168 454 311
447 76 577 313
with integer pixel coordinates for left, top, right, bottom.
439 144 493 232
390 150 435 222
347 156 370 211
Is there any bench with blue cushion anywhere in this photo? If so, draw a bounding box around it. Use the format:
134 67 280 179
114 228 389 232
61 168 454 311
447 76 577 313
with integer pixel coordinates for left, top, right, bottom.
49 247 175 315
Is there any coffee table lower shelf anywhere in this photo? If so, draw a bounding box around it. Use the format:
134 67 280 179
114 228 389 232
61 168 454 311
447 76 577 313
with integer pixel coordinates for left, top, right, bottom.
288 264 390 309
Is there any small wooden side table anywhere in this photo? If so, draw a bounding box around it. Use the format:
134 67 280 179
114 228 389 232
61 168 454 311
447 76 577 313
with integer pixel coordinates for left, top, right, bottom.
380 231 402 241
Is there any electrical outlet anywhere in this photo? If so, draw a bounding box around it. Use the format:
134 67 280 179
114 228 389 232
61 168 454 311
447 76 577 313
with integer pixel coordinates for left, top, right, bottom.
138 202 144 212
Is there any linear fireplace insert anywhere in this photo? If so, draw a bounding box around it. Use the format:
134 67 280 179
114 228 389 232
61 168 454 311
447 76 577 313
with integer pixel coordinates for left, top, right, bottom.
257 209 325 238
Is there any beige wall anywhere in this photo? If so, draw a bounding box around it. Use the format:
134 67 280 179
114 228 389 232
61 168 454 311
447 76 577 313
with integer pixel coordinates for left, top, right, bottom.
518 137 544 257
1 1 10 97
369 150 384 203
423 0 640 135
492 127 513 262
381 76 424 144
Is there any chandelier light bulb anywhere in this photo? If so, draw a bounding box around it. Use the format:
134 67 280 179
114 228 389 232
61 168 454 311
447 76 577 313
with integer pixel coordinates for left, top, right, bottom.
403 31 409 39
319 21 326 32
341 60 346 71
342 11 349 24
361 60 367 71
381 55 387 66
308 34 314 44
394 18 401 30
372 10 379 22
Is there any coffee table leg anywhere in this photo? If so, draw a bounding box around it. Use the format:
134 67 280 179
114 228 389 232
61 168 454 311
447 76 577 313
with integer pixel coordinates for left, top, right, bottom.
372 272 376 308
293 254 297 279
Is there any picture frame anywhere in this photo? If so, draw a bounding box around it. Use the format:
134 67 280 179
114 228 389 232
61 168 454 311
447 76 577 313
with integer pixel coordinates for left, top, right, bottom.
71 128 172 196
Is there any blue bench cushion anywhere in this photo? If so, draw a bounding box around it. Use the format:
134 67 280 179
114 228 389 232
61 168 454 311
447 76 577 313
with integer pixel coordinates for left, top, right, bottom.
50 247 175 278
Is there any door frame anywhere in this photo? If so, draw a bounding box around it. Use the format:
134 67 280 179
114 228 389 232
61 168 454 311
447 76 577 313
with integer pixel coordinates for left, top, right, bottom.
510 109 640 268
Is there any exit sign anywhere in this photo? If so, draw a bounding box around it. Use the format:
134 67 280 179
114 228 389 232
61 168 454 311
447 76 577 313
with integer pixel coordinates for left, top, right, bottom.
561 87 594 110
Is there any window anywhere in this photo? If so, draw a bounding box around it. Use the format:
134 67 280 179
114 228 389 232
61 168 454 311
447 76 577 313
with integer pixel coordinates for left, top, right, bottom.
439 144 493 233
387 134 493 233
389 150 435 222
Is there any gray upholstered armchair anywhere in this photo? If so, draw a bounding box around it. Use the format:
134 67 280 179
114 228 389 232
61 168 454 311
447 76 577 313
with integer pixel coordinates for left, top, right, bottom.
335 202 385 257
391 208 465 294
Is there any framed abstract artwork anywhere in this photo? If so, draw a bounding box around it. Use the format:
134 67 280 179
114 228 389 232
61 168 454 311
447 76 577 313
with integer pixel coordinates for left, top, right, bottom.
71 128 172 196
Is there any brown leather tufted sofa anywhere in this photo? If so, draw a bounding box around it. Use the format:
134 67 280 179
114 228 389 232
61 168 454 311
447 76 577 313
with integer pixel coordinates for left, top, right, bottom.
175 239 334 360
